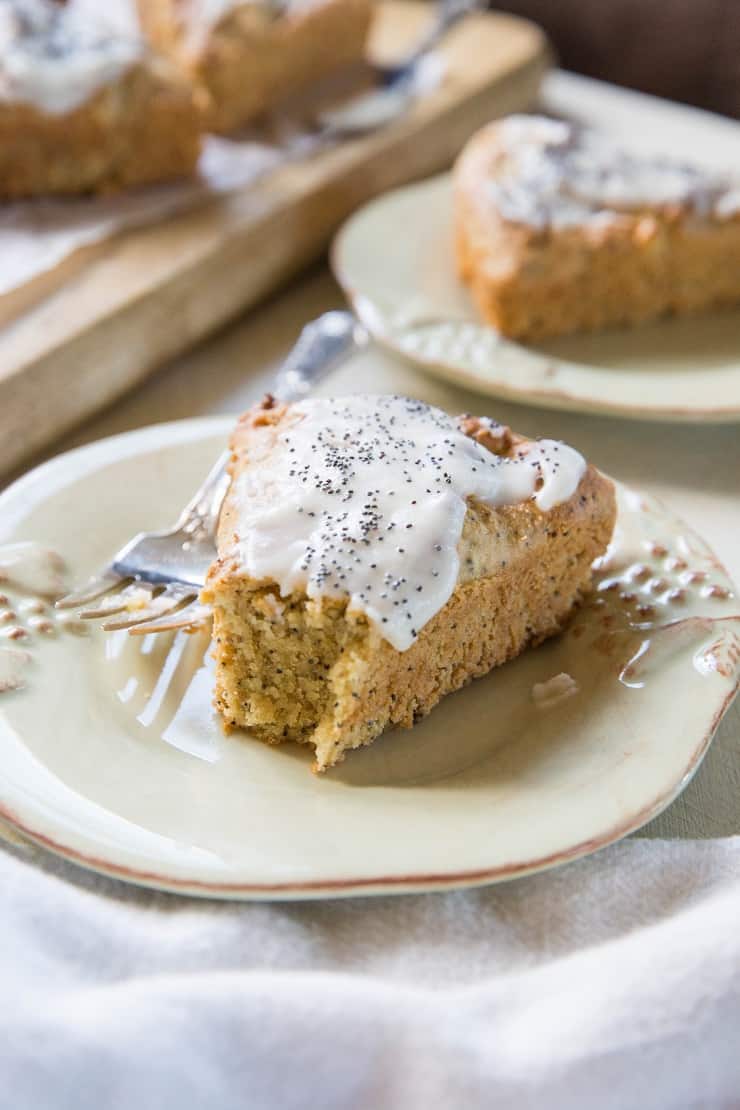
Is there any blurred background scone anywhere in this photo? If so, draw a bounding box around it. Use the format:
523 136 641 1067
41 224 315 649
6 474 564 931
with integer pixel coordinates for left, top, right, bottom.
0 0 204 198
454 114 740 340
138 0 374 134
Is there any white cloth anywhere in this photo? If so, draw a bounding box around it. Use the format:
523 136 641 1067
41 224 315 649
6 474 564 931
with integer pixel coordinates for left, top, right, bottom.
3 835 740 1109
0 137 289 301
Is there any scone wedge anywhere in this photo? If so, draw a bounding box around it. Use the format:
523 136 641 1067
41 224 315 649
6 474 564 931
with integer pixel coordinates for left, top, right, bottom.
0 0 203 199
203 395 616 771
139 0 373 134
454 115 740 340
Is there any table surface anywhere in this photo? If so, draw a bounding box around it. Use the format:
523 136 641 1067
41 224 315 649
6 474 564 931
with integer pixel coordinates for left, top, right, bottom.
13 71 740 843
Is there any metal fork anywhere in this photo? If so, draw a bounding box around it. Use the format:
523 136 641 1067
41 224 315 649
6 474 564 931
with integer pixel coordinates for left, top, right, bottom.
56 311 369 636
313 0 487 137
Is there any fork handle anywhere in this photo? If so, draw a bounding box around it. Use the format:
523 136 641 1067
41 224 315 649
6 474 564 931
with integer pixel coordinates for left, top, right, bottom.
272 310 369 402
174 311 369 539
174 449 232 542
395 0 485 77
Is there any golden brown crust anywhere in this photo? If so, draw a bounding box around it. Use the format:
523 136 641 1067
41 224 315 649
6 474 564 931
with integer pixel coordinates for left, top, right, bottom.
139 0 374 135
457 414 513 455
204 399 617 771
453 120 740 340
0 57 204 198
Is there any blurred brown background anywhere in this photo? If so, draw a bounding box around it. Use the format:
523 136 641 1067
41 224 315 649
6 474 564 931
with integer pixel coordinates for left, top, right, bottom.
495 0 740 118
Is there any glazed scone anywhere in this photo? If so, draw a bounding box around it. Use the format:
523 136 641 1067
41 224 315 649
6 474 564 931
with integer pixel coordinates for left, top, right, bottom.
454 115 740 340
203 395 616 772
138 0 373 135
0 0 203 198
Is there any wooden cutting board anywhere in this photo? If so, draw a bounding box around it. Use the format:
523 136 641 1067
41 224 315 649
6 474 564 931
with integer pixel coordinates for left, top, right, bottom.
0 1 550 475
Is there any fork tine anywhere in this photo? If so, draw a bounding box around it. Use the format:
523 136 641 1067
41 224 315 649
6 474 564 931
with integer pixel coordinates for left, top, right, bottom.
102 585 194 631
127 601 211 636
55 569 126 610
79 600 129 620
78 582 155 621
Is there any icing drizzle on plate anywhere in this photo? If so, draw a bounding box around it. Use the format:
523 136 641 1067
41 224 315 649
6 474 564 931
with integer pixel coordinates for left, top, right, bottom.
233 395 586 651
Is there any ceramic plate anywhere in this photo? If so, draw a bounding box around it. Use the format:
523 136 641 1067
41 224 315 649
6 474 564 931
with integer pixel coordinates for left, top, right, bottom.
331 174 740 422
0 418 737 899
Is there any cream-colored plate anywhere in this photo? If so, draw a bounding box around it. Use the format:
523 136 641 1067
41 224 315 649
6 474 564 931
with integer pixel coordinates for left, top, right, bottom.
331 174 740 422
0 418 737 899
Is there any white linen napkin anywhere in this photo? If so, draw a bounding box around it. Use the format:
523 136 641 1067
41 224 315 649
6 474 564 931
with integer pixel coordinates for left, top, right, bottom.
2 834 739 1109
0 136 289 302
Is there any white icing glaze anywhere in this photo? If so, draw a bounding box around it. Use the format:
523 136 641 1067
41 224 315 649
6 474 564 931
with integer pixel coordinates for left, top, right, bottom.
0 0 142 114
232 395 586 651
489 115 740 230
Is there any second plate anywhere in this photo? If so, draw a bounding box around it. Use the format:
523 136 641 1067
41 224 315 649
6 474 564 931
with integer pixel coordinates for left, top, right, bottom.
0 418 737 898
331 174 740 422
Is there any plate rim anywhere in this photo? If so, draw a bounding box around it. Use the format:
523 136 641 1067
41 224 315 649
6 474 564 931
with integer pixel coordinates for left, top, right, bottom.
330 173 740 425
0 701 730 900
0 417 738 900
